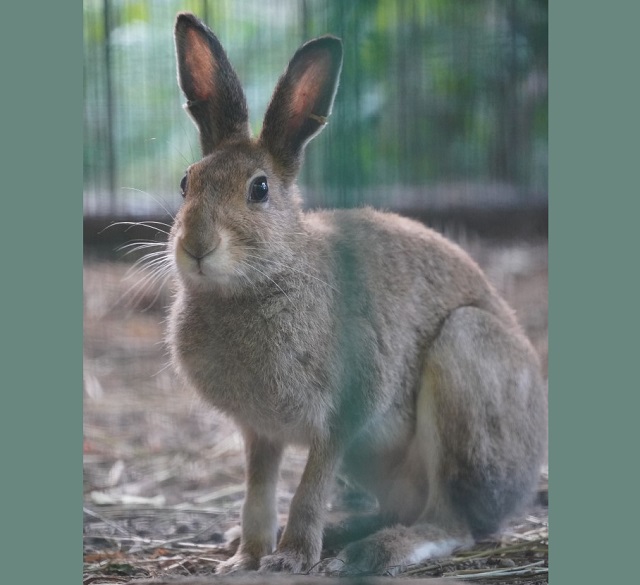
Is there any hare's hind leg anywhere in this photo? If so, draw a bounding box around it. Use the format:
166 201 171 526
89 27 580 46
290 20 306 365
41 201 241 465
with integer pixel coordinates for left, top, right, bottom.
327 306 546 574
417 306 546 542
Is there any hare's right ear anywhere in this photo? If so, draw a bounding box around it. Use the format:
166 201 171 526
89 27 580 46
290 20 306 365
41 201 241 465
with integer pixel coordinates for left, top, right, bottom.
260 36 342 179
174 13 249 155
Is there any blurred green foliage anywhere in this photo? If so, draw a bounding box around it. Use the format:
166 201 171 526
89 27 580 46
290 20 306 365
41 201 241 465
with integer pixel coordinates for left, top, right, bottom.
83 0 547 215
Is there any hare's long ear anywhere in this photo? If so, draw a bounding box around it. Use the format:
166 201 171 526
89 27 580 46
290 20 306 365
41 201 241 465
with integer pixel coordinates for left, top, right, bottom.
260 36 342 179
174 13 249 155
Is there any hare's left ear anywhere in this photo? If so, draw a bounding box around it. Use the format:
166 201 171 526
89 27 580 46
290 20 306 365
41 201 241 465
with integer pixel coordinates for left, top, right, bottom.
174 13 250 155
260 36 342 178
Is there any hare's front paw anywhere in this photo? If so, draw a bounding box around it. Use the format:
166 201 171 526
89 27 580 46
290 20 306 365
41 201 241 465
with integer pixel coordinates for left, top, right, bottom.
259 549 314 574
216 551 260 574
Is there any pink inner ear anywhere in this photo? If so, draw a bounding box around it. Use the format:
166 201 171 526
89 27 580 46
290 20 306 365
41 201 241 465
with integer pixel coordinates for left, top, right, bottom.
185 29 217 101
290 55 332 121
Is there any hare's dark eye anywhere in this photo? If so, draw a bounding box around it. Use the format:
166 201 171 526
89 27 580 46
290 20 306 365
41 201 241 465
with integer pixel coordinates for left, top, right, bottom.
248 176 269 203
179 174 188 198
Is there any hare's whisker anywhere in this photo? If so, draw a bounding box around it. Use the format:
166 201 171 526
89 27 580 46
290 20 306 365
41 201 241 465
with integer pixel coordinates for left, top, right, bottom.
239 260 294 306
121 187 177 220
179 120 196 163
124 253 170 279
242 253 337 292
102 221 171 236
119 244 167 258
117 240 167 253
152 361 175 378
123 263 172 308
167 140 191 167
124 253 170 280
138 273 173 312
232 266 260 296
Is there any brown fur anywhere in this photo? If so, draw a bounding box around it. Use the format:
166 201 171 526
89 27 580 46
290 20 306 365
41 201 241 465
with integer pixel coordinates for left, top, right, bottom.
168 13 547 575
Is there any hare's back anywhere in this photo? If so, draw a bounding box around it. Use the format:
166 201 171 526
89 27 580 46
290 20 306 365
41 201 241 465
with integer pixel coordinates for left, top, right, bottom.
305 207 515 336
310 208 485 290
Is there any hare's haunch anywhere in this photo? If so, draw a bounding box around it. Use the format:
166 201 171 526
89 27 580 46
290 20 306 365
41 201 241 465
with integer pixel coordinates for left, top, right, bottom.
167 12 547 575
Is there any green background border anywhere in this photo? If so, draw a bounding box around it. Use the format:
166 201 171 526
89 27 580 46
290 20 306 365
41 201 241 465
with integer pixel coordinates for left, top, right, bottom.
1 2 81 583
1 2 636 583
549 1 639 584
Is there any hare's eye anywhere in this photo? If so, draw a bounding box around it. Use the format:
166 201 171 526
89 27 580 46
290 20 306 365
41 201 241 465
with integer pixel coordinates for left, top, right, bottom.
179 174 188 198
248 176 269 203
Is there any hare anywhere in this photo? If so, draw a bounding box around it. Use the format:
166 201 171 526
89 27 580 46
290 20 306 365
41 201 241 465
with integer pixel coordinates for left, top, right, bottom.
168 12 547 575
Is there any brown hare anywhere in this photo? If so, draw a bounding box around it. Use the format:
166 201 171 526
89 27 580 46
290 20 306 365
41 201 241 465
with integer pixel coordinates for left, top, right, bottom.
167 12 547 575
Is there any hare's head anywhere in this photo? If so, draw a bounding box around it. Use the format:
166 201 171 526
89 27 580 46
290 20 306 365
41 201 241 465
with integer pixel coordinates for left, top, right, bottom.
170 13 342 293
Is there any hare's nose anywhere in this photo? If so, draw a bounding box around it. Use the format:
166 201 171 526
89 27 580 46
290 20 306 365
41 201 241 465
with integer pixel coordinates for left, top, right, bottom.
179 234 220 261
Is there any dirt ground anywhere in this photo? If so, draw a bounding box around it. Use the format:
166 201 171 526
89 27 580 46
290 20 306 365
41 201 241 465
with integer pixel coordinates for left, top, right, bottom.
83 233 548 584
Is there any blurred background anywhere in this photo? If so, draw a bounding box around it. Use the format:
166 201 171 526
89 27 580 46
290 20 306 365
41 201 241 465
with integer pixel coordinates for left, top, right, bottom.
83 2 548 578
84 0 547 234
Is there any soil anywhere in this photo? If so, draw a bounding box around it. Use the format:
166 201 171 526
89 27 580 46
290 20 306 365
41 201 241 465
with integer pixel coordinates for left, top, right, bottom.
83 234 548 584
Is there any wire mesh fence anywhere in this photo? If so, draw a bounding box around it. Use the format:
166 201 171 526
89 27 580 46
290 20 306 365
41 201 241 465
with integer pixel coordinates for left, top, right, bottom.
84 0 548 223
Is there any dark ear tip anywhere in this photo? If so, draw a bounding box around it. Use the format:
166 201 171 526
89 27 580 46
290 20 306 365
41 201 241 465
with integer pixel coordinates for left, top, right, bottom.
319 34 343 46
175 12 198 26
310 35 342 48
175 12 209 36
301 35 343 63
323 35 343 55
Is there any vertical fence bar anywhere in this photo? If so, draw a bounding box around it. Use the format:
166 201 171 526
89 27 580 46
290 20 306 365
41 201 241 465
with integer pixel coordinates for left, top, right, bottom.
102 0 116 214
301 0 309 43
508 0 519 188
202 0 209 27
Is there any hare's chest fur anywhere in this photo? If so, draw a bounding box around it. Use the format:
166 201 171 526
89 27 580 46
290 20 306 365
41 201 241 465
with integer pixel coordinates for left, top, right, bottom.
168 290 336 441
